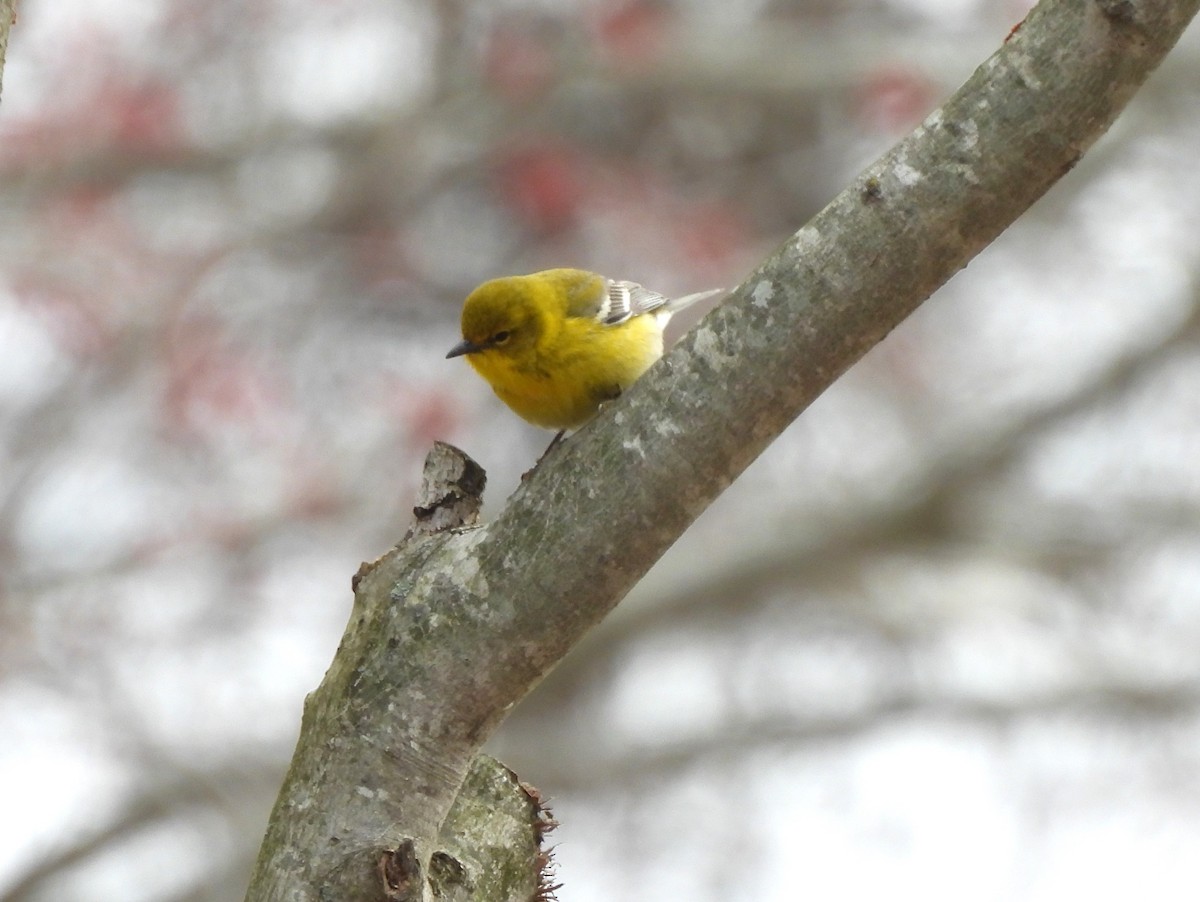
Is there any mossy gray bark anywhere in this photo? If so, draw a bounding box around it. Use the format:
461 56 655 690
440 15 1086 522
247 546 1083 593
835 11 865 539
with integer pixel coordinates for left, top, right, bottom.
0 1 15 98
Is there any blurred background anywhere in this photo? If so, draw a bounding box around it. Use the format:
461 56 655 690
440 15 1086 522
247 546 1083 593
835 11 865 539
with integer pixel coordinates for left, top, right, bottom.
2 0 1200 899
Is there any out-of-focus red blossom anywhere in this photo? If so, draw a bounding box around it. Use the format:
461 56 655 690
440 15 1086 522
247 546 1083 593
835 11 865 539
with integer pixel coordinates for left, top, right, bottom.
162 320 288 441
42 186 124 236
484 23 558 100
592 0 670 63
852 65 937 134
496 145 587 233
0 74 184 171
104 78 185 154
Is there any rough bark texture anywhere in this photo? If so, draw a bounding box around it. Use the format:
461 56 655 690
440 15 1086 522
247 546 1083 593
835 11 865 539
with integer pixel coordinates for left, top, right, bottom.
246 0 1200 898
0 0 14 99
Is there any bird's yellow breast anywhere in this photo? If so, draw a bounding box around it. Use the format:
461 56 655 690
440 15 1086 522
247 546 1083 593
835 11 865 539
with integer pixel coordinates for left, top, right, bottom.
468 313 664 430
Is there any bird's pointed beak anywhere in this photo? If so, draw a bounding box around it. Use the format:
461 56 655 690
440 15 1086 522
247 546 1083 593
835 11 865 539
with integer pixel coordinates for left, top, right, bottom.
446 338 481 359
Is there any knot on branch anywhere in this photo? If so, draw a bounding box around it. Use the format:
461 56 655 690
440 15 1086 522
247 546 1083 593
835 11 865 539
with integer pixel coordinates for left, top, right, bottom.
352 443 485 590
427 851 469 896
379 840 422 901
411 442 487 535
1095 0 1138 23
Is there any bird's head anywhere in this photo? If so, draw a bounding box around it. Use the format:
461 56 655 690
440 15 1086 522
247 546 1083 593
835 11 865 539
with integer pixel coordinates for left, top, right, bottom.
446 276 546 362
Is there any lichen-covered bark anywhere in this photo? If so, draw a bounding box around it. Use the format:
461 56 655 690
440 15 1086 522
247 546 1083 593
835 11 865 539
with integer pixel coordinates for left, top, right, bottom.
432 757 556 902
246 1 1200 898
0 0 16 99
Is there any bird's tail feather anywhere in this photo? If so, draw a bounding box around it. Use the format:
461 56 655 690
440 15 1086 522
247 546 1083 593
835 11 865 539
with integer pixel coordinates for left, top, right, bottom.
665 287 725 312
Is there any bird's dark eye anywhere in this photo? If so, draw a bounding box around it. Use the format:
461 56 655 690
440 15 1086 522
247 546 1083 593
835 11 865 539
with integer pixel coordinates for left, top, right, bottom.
492 330 511 345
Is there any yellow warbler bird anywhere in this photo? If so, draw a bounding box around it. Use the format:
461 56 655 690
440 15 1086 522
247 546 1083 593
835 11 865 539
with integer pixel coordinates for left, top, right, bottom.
447 268 722 431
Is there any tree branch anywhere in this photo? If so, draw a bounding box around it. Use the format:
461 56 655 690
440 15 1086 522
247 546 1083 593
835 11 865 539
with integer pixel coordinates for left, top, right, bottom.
246 0 1200 898
0 0 14 100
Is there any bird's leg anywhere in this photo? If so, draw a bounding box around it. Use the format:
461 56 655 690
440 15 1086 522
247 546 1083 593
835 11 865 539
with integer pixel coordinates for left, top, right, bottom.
522 430 567 480
539 429 568 460
524 385 620 478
